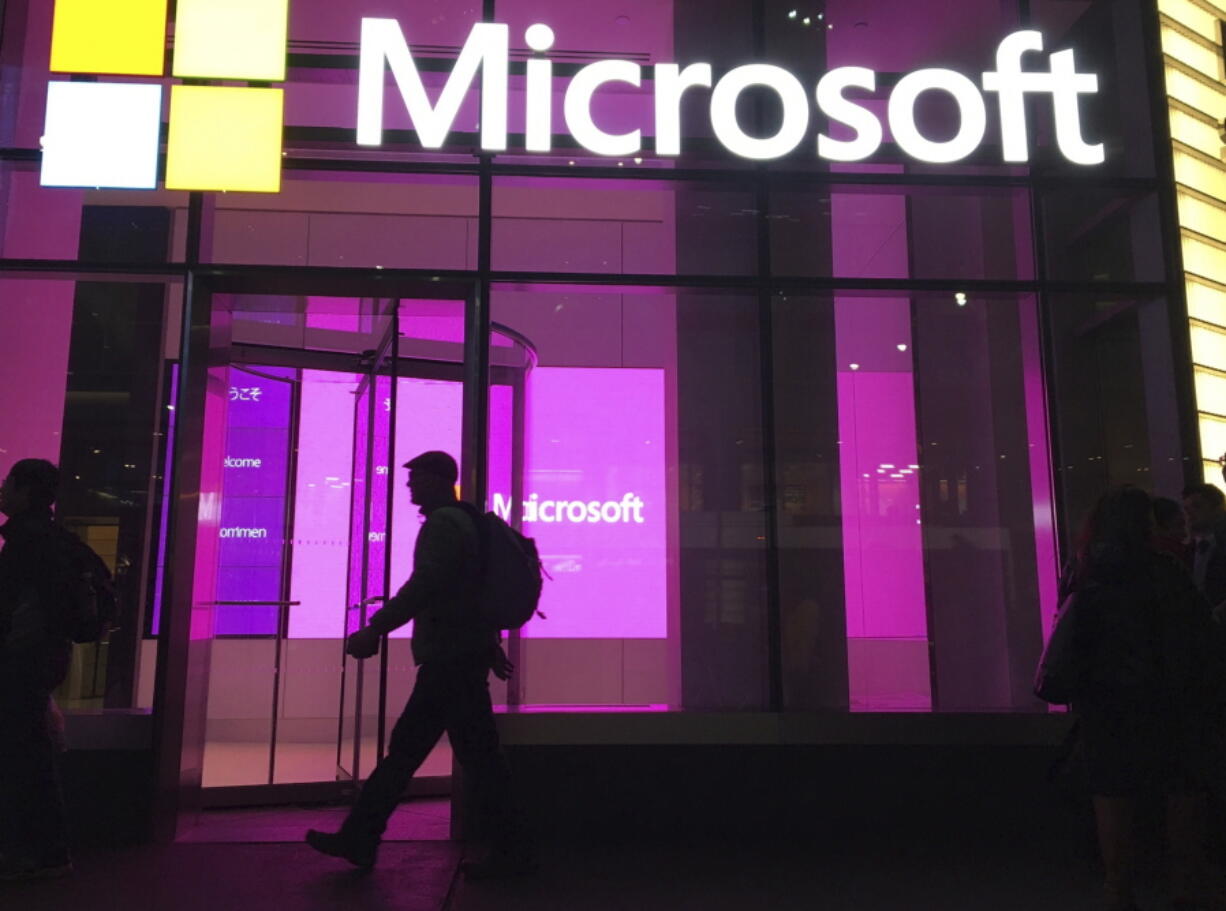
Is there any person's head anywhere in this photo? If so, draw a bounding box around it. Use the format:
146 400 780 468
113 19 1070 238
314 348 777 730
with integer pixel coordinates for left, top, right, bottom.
1076 486 1154 578
0 458 60 518
404 451 459 509
1182 482 1226 534
1152 496 1188 543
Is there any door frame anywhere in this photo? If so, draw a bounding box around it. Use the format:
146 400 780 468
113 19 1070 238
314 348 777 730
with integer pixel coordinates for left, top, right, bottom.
151 270 491 836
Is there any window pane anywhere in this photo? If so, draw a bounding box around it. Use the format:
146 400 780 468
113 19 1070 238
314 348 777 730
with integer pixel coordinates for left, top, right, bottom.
1 161 187 262
775 291 1061 712
1042 189 1165 283
1046 294 1186 540
491 284 768 709
771 183 1033 280
0 275 175 710
493 176 757 275
1031 0 1157 178
205 171 478 268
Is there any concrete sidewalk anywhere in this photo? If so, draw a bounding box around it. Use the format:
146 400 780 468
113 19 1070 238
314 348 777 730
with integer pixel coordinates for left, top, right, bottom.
9 798 1218 911
446 832 1177 911
6 840 462 911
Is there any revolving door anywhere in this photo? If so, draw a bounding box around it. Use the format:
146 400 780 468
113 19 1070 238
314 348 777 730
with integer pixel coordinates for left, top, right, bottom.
157 290 534 806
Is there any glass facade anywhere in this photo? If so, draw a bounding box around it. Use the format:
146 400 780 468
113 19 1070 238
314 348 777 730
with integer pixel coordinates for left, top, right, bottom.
0 0 1205 794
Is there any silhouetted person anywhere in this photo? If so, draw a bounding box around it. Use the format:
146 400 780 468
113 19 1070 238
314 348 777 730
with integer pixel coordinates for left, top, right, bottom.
1182 482 1226 614
307 451 531 878
1153 496 1190 566
1067 488 1225 911
0 459 73 881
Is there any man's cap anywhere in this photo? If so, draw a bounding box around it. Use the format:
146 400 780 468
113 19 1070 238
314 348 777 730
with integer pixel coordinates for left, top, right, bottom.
403 450 459 486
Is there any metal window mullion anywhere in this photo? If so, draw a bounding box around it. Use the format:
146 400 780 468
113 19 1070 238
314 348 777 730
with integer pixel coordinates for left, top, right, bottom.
377 303 399 760
749 0 784 713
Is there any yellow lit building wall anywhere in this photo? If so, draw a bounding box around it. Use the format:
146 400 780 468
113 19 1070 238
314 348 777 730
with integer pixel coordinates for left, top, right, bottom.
1161 0 1226 491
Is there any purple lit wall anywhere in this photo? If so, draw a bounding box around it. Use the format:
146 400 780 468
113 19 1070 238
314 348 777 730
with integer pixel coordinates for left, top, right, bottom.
304 298 361 333
833 190 932 709
386 376 464 638
837 369 926 636
509 367 667 639
0 2 80 479
214 366 295 634
192 366 230 642
288 372 468 639
0 289 74 482
488 382 515 524
290 370 359 638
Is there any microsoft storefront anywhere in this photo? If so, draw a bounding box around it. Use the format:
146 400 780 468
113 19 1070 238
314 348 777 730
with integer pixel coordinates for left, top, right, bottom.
0 0 1209 837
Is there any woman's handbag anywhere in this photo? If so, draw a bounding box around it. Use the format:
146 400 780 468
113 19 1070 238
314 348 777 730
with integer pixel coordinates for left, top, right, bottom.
1034 587 1092 704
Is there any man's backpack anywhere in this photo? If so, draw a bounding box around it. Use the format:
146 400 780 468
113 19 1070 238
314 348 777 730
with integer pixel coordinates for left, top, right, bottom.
455 504 545 631
54 526 118 644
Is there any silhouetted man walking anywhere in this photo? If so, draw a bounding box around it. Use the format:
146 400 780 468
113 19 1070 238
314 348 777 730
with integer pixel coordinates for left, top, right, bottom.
0 459 73 881
307 451 530 878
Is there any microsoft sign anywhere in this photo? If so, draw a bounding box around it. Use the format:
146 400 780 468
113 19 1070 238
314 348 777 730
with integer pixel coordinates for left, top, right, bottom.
358 23 1104 166
41 6 1106 194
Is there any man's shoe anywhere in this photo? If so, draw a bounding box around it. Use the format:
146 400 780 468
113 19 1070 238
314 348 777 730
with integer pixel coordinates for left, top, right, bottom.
460 850 538 881
0 857 73 882
305 829 376 868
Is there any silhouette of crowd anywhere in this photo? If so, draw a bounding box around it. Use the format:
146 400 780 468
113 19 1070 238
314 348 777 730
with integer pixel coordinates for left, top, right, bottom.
1039 464 1226 911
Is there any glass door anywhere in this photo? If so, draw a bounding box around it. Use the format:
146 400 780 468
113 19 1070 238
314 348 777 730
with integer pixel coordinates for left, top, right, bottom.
198 361 299 789
197 296 400 794
175 290 531 803
337 307 398 786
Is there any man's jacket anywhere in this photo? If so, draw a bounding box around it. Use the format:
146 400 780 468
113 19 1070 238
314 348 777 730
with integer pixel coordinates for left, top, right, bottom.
367 503 497 665
0 509 72 688
1200 516 1226 610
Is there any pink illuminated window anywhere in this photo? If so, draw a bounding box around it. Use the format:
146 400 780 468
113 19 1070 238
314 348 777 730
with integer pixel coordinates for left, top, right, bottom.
502 367 668 639
285 365 668 641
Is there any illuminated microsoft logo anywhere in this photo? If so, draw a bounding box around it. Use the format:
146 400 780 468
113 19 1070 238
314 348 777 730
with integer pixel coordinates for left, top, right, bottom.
40 0 289 192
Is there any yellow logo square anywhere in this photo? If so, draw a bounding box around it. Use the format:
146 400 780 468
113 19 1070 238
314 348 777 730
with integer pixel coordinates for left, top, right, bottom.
172 0 290 82
50 0 169 76
166 85 284 193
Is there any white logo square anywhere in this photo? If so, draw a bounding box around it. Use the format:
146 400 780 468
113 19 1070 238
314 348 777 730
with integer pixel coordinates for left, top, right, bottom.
40 82 163 189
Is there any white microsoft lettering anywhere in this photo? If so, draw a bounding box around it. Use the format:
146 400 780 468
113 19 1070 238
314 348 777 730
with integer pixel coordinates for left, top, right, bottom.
655 63 712 156
357 18 508 149
888 69 986 164
982 30 1104 166
816 67 881 162
357 23 1103 166
524 23 555 151
710 64 809 160
492 492 645 524
565 60 642 156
